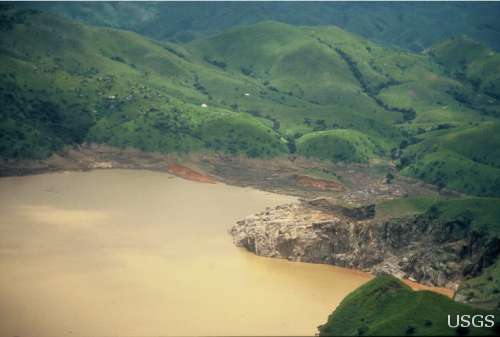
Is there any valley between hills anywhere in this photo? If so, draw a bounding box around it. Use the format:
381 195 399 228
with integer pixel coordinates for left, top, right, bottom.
1 6 500 336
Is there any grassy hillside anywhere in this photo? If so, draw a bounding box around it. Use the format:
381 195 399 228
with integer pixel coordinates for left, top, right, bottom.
318 276 499 336
0 10 289 159
187 21 500 195
429 37 500 102
399 123 500 197
296 129 384 163
186 21 403 139
0 11 403 161
187 20 499 139
2 9 500 200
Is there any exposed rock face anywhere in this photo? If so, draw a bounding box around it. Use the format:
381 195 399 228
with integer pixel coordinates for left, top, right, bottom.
230 198 499 290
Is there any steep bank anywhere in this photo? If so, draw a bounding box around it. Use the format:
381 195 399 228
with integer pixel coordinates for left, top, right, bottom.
230 198 500 290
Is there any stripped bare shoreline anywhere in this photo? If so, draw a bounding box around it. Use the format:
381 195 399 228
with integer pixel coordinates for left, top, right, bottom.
0 143 442 202
0 143 454 297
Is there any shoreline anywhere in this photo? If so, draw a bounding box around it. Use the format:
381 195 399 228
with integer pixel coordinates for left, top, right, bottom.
0 145 456 297
0 143 442 201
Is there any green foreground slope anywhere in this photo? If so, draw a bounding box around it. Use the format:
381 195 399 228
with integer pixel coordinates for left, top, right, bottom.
318 276 499 336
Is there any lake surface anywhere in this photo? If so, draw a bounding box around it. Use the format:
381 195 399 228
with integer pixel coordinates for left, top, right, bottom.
0 169 372 336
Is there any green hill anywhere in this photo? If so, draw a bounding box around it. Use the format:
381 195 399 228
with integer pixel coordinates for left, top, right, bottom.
2 9 500 199
318 276 499 336
1 11 405 160
186 21 403 139
429 37 500 102
399 123 500 197
187 20 500 137
296 129 384 163
0 10 288 158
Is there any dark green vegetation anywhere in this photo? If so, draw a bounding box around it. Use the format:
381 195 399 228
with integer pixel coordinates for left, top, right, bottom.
318 276 499 336
16 2 500 51
2 8 500 197
0 80 94 158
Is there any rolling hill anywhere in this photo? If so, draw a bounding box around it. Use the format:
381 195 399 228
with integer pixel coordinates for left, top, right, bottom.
296 129 384 163
399 122 500 196
0 9 288 158
1 8 500 197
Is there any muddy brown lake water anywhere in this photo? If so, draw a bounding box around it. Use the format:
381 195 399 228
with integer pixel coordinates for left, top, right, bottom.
0 169 372 336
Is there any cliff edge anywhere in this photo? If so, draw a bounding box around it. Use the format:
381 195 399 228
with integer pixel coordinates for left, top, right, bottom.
230 198 500 291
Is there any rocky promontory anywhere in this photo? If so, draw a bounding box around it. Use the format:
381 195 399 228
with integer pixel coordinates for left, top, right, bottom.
230 198 500 290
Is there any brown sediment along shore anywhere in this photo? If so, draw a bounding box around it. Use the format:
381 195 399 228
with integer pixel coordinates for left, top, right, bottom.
1 143 456 298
